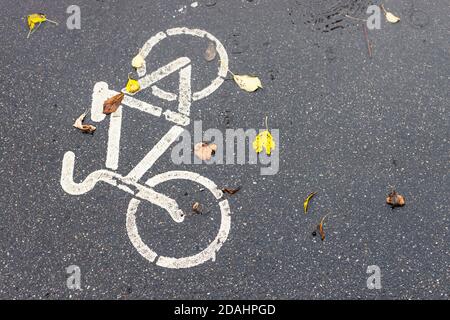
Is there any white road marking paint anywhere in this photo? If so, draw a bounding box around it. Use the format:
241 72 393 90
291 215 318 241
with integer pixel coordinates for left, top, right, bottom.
61 28 232 269
61 151 185 223
117 184 134 194
126 171 231 269
137 31 167 77
106 106 122 170
137 27 229 102
163 110 190 126
126 199 158 263
152 85 177 101
125 125 185 183
178 65 191 116
91 82 109 122
137 57 191 93
122 95 162 117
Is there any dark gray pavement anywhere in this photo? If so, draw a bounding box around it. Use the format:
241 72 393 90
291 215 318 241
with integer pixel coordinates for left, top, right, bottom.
0 0 449 299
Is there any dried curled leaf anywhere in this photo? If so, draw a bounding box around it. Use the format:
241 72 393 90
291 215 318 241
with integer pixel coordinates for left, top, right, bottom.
194 142 217 161
222 187 241 195
316 214 330 241
103 92 124 114
303 192 317 214
126 77 140 94
386 190 405 208
73 111 96 134
253 130 275 155
192 202 202 214
381 4 400 23
204 41 217 62
233 74 262 92
132 54 144 69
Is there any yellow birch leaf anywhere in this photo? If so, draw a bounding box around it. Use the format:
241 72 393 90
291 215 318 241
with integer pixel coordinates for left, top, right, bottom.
126 77 140 93
233 74 262 92
26 13 58 38
27 13 47 31
303 192 317 214
252 130 275 155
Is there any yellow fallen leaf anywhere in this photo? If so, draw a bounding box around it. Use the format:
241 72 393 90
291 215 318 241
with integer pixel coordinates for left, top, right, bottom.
73 111 96 133
28 13 46 29
380 4 400 23
303 192 317 214
26 13 58 38
233 74 262 92
125 76 140 93
253 116 275 155
131 54 144 69
253 131 275 155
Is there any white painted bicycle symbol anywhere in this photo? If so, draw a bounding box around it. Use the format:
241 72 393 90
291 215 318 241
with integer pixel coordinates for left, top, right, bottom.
61 28 230 269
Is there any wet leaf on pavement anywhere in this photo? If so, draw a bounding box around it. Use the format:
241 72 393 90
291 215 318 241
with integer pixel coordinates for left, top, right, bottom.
27 13 58 38
192 202 202 214
204 41 217 61
386 190 405 208
73 111 96 134
222 187 241 195
253 116 275 155
194 142 217 161
381 4 400 23
232 74 262 92
303 192 317 214
316 214 330 241
103 92 124 114
131 53 144 69
125 74 140 94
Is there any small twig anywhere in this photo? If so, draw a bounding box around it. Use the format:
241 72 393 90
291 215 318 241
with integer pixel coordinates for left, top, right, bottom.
345 14 367 22
46 18 58 25
264 115 269 131
27 22 42 39
362 24 372 58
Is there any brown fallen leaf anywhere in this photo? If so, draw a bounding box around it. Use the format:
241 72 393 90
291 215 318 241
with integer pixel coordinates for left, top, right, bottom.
73 111 96 134
194 142 217 161
315 214 330 241
222 187 241 195
204 41 217 62
192 202 202 214
386 190 405 208
103 92 124 114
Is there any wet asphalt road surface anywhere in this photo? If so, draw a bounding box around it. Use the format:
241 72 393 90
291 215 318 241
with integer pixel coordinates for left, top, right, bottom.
0 0 449 299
